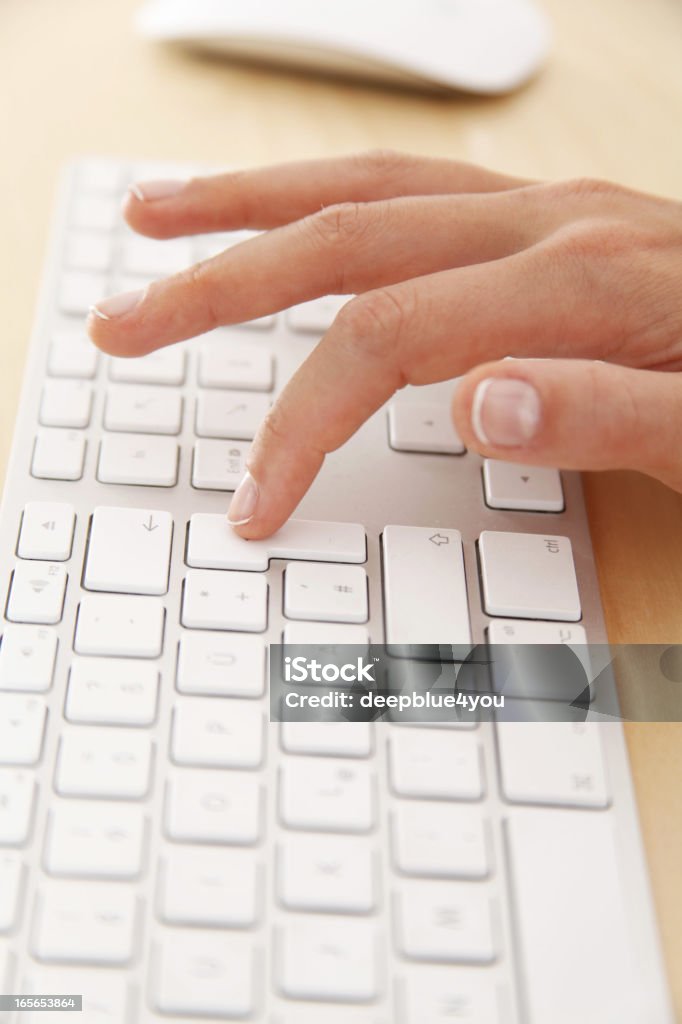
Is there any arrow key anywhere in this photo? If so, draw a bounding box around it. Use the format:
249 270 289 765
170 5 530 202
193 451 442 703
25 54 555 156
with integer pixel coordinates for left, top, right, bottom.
84 506 173 595
483 459 564 512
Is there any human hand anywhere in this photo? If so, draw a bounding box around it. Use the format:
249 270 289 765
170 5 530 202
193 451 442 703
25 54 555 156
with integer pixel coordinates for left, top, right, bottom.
88 150 682 538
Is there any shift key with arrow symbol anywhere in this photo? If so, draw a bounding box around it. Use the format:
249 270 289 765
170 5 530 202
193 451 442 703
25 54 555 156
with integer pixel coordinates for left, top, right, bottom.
84 506 174 596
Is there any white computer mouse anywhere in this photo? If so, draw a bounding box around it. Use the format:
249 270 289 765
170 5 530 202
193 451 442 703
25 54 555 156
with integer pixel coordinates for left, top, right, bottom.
136 0 551 95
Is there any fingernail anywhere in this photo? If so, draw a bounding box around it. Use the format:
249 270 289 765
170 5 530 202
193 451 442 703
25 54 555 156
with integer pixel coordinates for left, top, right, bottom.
472 377 541 447
90 289 145 321
228 471 259 526
129 179 186 201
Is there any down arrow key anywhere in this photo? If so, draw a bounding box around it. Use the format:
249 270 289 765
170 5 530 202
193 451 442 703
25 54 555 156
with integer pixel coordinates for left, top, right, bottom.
84 506 174 596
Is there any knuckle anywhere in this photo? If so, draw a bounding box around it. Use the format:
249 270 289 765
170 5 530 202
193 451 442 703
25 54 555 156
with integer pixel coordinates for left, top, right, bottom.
305 202 368 249
334 288 412 364
256 403 292 450
355 148 416 179
176 259 219 329
551 218 638 263
553 176 623 202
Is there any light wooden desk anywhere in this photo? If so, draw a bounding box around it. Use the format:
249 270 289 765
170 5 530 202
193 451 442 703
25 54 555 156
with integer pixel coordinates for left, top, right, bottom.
2 0 682 1014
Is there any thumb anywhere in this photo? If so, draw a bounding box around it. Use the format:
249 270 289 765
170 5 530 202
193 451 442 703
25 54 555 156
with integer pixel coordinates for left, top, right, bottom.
451 359 682 491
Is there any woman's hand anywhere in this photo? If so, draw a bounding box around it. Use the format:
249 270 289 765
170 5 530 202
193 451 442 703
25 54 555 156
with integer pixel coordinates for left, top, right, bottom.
87 150 682 538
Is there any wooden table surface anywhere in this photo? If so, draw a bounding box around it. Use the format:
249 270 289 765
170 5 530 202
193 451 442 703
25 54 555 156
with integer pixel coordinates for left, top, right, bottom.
2 0 682 1014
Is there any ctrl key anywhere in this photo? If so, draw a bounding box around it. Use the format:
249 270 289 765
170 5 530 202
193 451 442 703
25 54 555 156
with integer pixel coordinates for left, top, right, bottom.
75 594 164 658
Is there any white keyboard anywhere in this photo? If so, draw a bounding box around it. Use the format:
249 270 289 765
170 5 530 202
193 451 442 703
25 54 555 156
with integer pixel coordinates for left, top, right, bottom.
0 158 673 1023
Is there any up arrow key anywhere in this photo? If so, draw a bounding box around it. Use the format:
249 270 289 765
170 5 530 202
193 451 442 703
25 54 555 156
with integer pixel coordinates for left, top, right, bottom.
84 507 173 596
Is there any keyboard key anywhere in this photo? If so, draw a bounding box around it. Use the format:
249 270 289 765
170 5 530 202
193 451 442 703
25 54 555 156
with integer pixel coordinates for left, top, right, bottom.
176 633 265 698
392 803 488 879
109 346 186 386
496 722 609 808
121 235 192 277
382 525 471 652
0 941 10 991
487 619 591 700
277 918 377 1002
389 729 483 801
33 882 137 965
388 403 465 454
65 657 159 725
396 881 496 964
165 769 262 844
55 727 152 799
47 333 99 379
0 770 36 844
0 853 23 931
65 230 112 272
182 569 267 631
159 846 258 927
21 967 129 1024
97 434 179 487
198 338 273 391
281 722 372 758
44 802 145 879
0 697 45 766
39 379 92 428
31 429 86 481
283 621 370 646
483 459 564 512
171 698 264 768
71 194 119 230
286 294 349 334
284 562 368 623
75 594 164 657
280 758 374 833
17 502 75 561
58 270 107 315
76 159 123 194
479 531 581 621
195 390 270 440
84 506 173 596
154 931 255 1018
278 834 375 913
187 514 366 571
401 966 502 1024
6 562 67 625
192 438 249 490
104 385 183 434
0 626 58 693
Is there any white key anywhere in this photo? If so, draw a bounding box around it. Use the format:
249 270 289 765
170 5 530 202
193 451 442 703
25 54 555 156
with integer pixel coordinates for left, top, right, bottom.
195 390 270 439
109 347 186 386
382 526 471 651
286 294 349 334
122 235 192 276
33 882 137 965
0 770 36 843
171 698 264 768
58 270 107 315
65 230 112 271
31 429 85 481
188 514 366 571
97 434 178 487
75 594 164 657
77 158 123 194
65 657 158 725
397 881 495 964
55 727 152 799
278 918 376 1002
165 769 261 844
488 619 588 647
402 966 502 1024
159 846 258 926
284 562 368 623
104 386 183 434
0 853 23 931
0 940 10 991
389 729 483 801
280 758 374 833
154 931 255 1018
84 506 173 596
496 722 609 808
39 379 92 429
18 503 75 562
487 619 591 700
47 333 99 379
44 802 145 879
177 633 265 698
182 569 267 631
283 621 370 646
479 531 581 621
6 562 67 625
388 403 465 454
507 810 649 1024
21 967 129 1024
0 626 57 693
71 194 119 230
198 339 273 391
0 697 46 765
483 459 564 512
392 803 488 879
281 722 372 758
278 834 375 913
192 438 249 490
